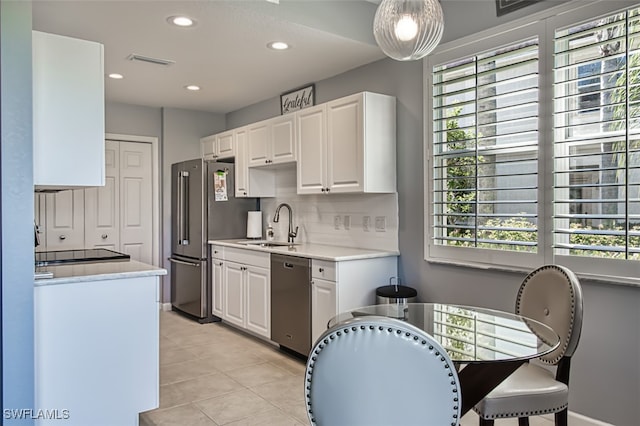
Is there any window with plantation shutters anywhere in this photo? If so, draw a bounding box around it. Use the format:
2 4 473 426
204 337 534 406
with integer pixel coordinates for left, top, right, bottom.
431 38 540 256
554 7 640 262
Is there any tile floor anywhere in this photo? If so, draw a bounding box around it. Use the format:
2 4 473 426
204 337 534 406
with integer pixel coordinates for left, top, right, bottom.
140 310 559 426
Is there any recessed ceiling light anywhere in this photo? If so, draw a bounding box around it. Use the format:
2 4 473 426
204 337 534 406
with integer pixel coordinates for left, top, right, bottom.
267 41 290 50
168 16 195 27
185 85 201 91
108 73 124 79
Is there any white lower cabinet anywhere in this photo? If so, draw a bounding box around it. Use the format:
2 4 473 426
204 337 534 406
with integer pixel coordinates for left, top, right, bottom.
213 247 271 339
311 278 337 344
310 256 398 345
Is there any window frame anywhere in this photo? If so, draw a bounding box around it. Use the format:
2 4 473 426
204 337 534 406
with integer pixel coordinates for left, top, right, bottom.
424 0 640 285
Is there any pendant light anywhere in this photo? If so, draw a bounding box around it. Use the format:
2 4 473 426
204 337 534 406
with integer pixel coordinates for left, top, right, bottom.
373 0 444 61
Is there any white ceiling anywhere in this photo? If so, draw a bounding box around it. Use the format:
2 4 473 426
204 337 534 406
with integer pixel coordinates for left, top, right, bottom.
32 0 387 114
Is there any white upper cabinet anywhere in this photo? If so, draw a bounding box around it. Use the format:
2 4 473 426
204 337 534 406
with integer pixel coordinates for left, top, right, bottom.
247 114 296 167
234 128 250 197
33 31 105 190
201 130 235 161
297 92 396 195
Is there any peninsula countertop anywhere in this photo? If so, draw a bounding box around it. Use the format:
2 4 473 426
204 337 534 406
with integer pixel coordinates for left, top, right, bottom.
208 239 399 261
34 259 167 286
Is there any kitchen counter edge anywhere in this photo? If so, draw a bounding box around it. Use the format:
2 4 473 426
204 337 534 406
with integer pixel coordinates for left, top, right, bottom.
208 240 399 261
35 259 167 286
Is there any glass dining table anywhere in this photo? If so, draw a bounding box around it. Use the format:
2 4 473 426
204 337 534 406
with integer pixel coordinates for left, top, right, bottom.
328 303 560 416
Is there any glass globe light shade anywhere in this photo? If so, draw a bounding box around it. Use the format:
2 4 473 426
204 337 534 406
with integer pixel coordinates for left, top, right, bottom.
373 0 444 61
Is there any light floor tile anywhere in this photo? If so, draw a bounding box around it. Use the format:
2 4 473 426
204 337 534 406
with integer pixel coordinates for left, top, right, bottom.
225 362 294 388
141 403 217 426
195 389 275 425
224 407 305 426
150 310 567 426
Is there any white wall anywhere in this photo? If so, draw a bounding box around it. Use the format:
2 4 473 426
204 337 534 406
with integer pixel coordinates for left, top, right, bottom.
259 165 398 252
1 1 36 419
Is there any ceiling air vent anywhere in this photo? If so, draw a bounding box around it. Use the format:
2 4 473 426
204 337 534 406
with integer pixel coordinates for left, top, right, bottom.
127 54 175 66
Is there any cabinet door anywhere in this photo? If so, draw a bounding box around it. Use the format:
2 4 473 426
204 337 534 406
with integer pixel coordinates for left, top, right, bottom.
223 262 245 328
44 189 85 250
270 114 296 164
235 128 249 197
33 31 104 189
216 131 235 159
247 121 270 167
119 141 153 264
326 94 364 193
297 105 327 194
201 135 217 160
85 140 119 251
311 278 337 344
212 259 224 318
245 265 270 338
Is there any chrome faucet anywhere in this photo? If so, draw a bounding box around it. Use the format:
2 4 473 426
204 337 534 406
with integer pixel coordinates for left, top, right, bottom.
273 203 298 244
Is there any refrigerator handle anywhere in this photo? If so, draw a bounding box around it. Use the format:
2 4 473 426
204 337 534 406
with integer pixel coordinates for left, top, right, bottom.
178 170 190 245
182 171 190 245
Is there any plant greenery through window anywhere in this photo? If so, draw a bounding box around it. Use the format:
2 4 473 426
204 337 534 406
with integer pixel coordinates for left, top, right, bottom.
429 3 640 271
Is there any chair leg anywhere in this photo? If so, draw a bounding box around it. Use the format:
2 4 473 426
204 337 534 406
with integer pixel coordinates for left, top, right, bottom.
479 419 494 426
518 418 530 426
555 408 568 426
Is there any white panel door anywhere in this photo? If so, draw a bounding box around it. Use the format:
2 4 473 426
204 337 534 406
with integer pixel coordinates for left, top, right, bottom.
119 141 153 264
296 105 327 194
311 278 337 344
85 140 119 251
44 189 85 250
327 95 364 193
245 265 270 338
223 262 245 328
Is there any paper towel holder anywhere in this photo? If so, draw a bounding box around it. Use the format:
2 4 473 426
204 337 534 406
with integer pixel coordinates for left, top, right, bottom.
246 211 262 239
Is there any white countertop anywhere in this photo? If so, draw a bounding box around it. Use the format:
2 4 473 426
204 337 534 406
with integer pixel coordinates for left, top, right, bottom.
208 239 399 261
34 259 167 286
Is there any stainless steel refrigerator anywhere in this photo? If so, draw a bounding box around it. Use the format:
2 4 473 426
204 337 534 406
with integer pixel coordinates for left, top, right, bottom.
170 159 258 323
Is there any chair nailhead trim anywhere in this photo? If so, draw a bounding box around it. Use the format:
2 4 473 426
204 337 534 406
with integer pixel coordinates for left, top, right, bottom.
305 320 460 425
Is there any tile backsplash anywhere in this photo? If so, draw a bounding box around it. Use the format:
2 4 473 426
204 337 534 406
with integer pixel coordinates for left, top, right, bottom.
259 165 398 252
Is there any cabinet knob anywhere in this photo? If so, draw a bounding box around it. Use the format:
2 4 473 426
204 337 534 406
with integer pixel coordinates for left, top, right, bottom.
321 188 325 193
319 267 324 272
101 234 108 239
243 192 247 195
219 262 223 266
325 188 330 193
59 235 66 240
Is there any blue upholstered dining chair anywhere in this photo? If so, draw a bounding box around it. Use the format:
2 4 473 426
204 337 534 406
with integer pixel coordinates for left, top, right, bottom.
304 315 461 426
473 264 584 426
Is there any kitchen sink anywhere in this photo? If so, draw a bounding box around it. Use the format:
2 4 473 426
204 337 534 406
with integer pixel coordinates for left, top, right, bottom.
235 240 295 248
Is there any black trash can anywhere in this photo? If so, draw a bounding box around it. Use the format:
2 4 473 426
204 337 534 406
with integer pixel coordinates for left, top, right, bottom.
376 279 417 305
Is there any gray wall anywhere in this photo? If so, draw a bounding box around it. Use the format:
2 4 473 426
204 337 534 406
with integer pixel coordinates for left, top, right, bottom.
225 3 639 424
106 102 226 301
1 1 35 422
160 108 225 301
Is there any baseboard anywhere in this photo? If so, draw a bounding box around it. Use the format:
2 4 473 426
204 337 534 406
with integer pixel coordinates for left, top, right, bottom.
539 412 613 425
569 411 613 426
160 303 172 311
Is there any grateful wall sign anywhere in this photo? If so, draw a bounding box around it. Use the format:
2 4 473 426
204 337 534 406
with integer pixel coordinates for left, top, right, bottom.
280 84 315 114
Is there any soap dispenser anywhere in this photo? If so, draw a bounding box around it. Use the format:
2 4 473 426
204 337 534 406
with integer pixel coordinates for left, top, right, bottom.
266 222 274 241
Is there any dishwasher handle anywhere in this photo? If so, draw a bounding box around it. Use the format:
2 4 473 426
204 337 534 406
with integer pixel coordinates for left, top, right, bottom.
284 262 294 269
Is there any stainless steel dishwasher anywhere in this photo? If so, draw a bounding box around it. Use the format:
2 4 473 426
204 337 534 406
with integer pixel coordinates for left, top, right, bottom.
271 253 311 356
